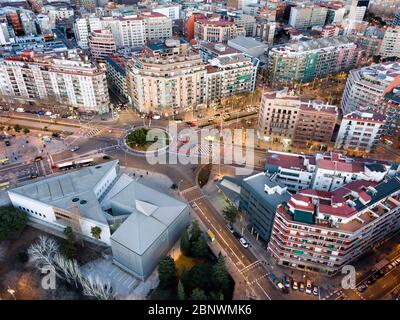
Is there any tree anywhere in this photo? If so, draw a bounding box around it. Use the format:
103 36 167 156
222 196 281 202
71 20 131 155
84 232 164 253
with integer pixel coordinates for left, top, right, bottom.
60 226 76 258
212 253 230 292
222 200 239 225
177 280 185 300
14 124 21 133
191 237 208 259
181 266 190 289
187 264 210 291
23 127 30 134
0 207 27 241
91 226 102 240
191 288 207 300
190 220 201 243
209 290 224 300
158 255 177 288
180 228 190 256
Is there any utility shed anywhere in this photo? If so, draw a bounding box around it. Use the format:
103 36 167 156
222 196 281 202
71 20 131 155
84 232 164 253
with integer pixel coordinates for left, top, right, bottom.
110 181 190 280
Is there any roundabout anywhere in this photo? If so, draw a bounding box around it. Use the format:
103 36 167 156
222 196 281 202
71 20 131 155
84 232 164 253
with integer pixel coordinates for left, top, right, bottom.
124 126 171 154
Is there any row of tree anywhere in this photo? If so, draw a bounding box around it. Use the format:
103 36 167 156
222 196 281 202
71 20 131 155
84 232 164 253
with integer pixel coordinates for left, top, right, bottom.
156 221 232 300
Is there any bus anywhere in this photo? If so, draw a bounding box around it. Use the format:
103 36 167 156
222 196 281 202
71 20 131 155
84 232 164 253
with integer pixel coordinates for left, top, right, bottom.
75 158 94 167
207 229 215 242
53 158 94 171
0 181 10 190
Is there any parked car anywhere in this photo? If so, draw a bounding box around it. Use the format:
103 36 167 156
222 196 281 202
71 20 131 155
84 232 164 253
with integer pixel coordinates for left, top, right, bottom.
34 156 43 162
292 280 298 291
299 282 305 292
30 173 38 179
313 285 319 296
357 284 368 293
306 280 312 295
152 115 161 120
103 155 111 160
70 146 80 152
232 231 241 239
227 224 234 233
239 237 249 248
283 277 290 288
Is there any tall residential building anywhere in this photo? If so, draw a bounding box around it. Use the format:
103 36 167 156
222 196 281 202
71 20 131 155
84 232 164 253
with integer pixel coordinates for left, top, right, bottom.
335 111 385 152
194 17 245 43
379 26 400 58
206 52 258 103
232 14 256 37
381 87 400 142
394 12 400 26
88 29 116 61
126 39 207 114
257 88 337 145
74 13 171 49
293 101 338 146
239 172 291 242
341 62 400 113
0 18 11 45
320 1 346 24
0 50 110 114
268 176 400 275
140 11 172 42
267 36 358 85
348 0 370 23
288 4 327 29
257 89 301 144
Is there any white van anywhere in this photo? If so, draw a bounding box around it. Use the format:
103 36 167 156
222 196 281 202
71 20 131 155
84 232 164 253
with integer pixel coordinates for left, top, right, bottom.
16 107 25 113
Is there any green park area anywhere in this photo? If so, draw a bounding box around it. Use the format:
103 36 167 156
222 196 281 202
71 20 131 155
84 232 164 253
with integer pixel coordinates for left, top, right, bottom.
150 221 234 300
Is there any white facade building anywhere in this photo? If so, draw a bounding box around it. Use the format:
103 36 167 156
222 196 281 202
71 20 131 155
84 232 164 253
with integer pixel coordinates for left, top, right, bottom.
379 26 400 58
289 5 328 29
341 62 400 113
335 111 386 152
0 50 110 113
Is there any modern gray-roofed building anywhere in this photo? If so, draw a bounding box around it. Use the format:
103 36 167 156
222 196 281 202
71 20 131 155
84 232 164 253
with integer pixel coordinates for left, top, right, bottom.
239 172 291 242
8 160 120 244
228 36 268 58
110 181 190 280
8 160 190 280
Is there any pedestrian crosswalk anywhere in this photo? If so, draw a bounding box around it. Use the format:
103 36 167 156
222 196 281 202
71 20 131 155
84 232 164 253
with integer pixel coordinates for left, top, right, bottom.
84 127 102 137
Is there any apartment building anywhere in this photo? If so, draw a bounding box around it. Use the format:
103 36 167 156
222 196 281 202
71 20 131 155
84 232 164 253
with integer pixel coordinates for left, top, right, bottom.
379 26 400 59
0 50 110 114
257 89 301 144
293 101 338 146
265 150 391 192
288 4 327 29
105 51 132 101
268 176 400 275
267 36 358 85
335 111 386 153
74 12 171 49
320 1 346 24
239 172 291 242
126 39 207 114
264 150 317 192
341 62 400 113
381 87 400 142
194 17 245 43
140 11 172 42
258 89 337 145
88 29 116 61
206 52 258 103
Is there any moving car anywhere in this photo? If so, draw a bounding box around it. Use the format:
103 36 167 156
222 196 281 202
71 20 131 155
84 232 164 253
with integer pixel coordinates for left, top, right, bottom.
34 156 43 162
357 284 368 293
30 173 38 179
239 237 249 248
70 146 80 152
4 139 10 146
103 155 111 160
152 115 161 120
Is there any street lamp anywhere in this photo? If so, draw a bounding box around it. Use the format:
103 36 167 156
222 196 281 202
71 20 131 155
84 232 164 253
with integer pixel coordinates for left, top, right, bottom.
7 287 16 300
